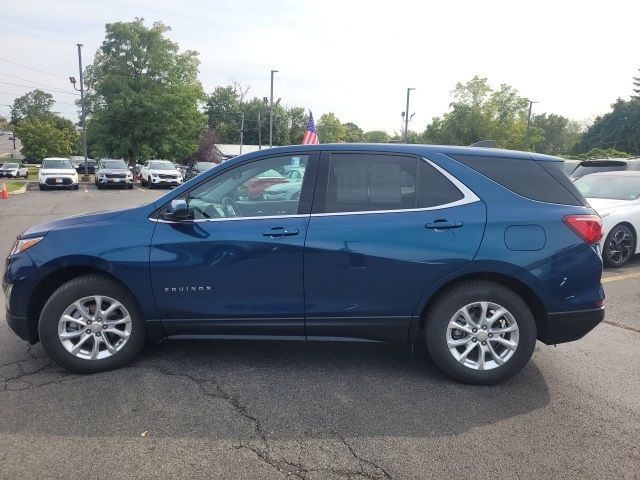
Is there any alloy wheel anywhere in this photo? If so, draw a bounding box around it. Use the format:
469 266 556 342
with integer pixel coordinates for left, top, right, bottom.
607 229 633 266
446 301 519 371
57 295 132 360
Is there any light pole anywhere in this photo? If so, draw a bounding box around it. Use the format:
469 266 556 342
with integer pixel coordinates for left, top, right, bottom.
402 87 415 143
70 43 89 180
269 69 278 148
524 100 538 150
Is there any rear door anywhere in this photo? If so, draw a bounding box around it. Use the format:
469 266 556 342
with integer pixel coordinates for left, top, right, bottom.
304 152 486 342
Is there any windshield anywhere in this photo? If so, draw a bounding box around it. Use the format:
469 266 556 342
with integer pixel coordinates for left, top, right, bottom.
196 162 215 172
3 163 18 169
575 175 640 201
101 160 128 169
42 159 72 169
149 162 175 170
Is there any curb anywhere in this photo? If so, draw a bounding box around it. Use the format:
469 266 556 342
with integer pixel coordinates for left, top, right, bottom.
11 183 28 195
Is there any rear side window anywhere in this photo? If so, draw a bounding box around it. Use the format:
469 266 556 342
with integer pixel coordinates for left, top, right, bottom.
325 154 464 213
418 160 464 207
450 155 584 206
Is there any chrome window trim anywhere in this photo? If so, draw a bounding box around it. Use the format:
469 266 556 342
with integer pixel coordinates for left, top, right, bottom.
151 158 480 224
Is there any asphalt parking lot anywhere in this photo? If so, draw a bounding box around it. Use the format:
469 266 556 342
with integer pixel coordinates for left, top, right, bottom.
0 186 638 479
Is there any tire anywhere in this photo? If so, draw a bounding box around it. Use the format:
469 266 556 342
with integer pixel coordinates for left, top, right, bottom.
38 274 145 373
424 280 536 385
39 184 46 191
128 184 133 189
73 184 79 190
148 182 155 189
603 224 635 268
140 176 147 186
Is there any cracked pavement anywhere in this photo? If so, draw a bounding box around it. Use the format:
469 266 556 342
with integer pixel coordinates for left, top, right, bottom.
0 186 639 479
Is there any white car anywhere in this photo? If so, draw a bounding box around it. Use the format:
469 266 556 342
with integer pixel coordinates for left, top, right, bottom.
574 171 640 267
0 162 28 178
140 160 183 189
39 158 79 190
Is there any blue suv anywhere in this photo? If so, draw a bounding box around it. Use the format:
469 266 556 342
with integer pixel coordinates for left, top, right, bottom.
3 145 605 384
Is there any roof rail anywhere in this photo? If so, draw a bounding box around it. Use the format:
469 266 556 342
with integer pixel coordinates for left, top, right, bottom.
469 140 496 148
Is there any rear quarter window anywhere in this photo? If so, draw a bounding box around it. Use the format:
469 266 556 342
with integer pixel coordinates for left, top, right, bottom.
450 155 586 206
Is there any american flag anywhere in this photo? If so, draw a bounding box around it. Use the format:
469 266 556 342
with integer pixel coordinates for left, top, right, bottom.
301 111 319 144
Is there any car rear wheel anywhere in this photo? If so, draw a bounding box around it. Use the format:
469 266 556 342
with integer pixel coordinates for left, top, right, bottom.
425 281 536 385
603 224 635 268
39 275 145 373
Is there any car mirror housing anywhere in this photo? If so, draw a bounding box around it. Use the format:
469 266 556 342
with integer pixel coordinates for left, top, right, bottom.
162 199 189 221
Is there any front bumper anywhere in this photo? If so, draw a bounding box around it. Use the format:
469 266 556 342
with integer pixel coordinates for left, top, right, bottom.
97 177 133 185
40 176 77 187
538 307 605 344
150 177 182 185
0 172 19 178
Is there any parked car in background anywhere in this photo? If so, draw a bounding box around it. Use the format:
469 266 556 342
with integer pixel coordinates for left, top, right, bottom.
263 166 306 200
3 145 605 385
243 168 288 199
184 161 216 181
570 158 640 180
95 159 134 189
574 171 640 267
38 158 78 190
0 162 28 178
139 160 183 188
75 159 97 174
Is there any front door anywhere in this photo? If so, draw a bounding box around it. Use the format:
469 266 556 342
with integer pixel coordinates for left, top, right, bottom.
150 152 317 338
304 152 486 342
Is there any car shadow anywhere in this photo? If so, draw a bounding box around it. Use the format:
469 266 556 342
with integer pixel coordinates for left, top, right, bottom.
0 340 550 440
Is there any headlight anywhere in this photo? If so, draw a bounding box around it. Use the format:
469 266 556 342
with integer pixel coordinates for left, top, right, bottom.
10 236 44 256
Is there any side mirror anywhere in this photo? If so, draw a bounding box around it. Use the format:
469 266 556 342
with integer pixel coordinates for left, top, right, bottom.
162 199 189 221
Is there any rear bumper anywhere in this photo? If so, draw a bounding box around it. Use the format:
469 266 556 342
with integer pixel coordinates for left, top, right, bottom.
538 307 605 344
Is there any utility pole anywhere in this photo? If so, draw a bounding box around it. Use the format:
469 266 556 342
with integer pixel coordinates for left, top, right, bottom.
239 113 244 155
75 44 89 180
257 111 262 150
524 100 538 150
269 69 278 148
403 87 415 143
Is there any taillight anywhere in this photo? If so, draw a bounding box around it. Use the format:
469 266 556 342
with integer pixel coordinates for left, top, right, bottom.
563 215 603 244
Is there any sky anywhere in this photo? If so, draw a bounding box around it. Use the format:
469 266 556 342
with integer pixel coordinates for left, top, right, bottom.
1 0 639 133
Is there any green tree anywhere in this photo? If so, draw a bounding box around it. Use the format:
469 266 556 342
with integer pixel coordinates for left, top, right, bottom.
633 68 640 99
10 89 55 124
343 122 364 142
363 130 390 143
530 114 582 155
317 112 346 143
575 99 640 155
422 76 530 149
12 117 79 161
205 84 244 143
0 115 8 131
84 18 206 162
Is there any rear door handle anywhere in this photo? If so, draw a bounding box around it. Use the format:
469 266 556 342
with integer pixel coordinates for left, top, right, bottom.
262 227 299 238
425 220 463 230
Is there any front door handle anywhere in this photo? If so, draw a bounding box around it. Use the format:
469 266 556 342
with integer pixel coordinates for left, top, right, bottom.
262 227 299 238
425 220 463 230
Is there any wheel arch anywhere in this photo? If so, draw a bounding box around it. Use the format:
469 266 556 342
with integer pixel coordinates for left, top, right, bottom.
410 271 547 343
26 266 143 344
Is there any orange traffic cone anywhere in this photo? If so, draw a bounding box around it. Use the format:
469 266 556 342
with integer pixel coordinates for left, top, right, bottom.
0 183 8 200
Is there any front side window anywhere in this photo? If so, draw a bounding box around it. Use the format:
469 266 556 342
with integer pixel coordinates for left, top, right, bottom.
182 154 309 220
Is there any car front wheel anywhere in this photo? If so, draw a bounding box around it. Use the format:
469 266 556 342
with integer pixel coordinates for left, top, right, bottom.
38 274 145 373
425 281 536 385
603 224 635 268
